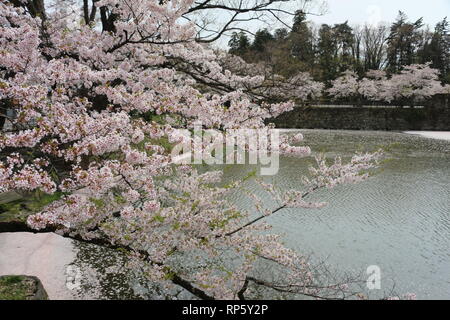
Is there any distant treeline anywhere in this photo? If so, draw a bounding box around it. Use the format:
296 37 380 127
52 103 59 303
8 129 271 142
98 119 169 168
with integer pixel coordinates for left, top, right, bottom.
228 11 450 84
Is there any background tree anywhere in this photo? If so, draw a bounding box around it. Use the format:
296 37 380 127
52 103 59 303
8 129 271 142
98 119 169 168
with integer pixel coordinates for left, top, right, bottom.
316 24 339 82
386 11 424 73
289 10 315 72
251 28 275 53
226 9 448 87
361 24 389 72
350 25 364 75
427 18 450 83
228 31 251 57
274 28 289 41
332 21 355 72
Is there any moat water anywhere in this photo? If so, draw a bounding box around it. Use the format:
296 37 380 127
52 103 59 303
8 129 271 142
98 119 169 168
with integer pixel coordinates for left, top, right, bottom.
220 130 450 299
2 130 448 299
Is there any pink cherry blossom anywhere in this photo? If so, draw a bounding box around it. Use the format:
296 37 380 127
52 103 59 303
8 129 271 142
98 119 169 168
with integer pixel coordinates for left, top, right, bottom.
0 0 398 300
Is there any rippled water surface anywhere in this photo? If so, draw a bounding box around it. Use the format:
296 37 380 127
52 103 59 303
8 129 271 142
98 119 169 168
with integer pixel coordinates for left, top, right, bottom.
70 130 449 299
220 130 450 299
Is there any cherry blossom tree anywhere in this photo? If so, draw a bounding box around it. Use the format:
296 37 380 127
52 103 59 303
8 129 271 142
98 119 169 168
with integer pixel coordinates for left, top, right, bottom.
387 63 447 102
326 70 360 100
358 69 388 101
327 64 448 103
1 0 383 300
219 53 324 104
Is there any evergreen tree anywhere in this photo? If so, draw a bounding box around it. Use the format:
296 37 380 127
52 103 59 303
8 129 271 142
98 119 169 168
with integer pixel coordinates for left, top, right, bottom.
228 32 240 54
428 18 450 83
317 24 339 82
228 31 251 56
274 28 289 41
289 10 315 70
333 22 355 72
387 11 424 72
251 28 274 52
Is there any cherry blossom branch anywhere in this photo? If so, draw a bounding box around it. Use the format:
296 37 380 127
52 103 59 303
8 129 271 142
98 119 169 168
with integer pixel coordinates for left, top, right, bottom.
225 186 319 237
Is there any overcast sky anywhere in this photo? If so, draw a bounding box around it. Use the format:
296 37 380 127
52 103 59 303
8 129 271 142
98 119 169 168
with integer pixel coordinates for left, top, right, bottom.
310 0 449 27
213 0 449 48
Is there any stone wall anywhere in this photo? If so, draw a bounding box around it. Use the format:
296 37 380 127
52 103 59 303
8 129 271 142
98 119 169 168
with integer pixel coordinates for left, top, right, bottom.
272 95 450 131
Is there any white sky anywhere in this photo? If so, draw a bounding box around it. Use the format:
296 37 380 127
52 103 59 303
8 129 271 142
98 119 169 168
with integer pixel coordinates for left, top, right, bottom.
311 0 449 27
212 0 450 48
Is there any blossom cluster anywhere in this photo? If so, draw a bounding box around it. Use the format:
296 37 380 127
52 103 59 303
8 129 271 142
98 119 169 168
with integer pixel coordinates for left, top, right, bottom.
1 0 385 300
327 63 448 102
